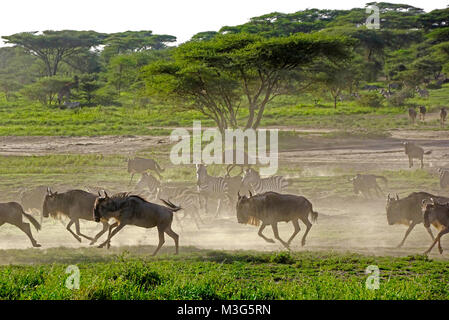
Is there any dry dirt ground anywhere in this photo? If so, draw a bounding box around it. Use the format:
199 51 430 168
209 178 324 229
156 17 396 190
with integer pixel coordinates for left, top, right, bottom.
1 128 449 260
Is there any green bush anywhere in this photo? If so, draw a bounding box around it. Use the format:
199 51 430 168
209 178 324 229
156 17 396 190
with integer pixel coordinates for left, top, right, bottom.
359 92 384 108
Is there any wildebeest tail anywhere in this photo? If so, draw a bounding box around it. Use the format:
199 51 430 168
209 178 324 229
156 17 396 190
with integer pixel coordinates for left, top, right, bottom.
22 211 41 231
424 150 432 155
160 199 182 212
310 210 318 223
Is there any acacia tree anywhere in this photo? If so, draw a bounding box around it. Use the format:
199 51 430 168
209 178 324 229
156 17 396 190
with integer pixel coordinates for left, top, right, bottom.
2 30 104 77
143 33 353 133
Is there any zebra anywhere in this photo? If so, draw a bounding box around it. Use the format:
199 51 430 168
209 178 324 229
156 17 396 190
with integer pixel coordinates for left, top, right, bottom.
157 186 203 229
196 164 231 216
416 87 429 98
241 168 288 194
134 173 161 201
438 168 449 190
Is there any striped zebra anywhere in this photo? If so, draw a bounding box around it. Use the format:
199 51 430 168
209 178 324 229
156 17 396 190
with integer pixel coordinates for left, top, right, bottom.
196 164 231 216
134 173 161 201
157 186 203 229
438 168 449 190
242 168 288 194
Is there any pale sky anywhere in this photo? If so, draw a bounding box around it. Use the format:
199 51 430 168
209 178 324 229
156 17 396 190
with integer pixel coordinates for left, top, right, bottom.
0 0 447 45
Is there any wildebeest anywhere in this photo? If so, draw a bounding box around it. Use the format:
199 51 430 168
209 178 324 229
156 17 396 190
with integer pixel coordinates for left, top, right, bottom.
386 192 449 247
236 191 318 248
128 157 164 185
350 174 388 198
422 198 449 254
403 142 431 169
440 107 447 127
408 108 417 124
0 202 41 247
93 193 181 256
438 168 449 189
419 106 427 121
43 188 110 244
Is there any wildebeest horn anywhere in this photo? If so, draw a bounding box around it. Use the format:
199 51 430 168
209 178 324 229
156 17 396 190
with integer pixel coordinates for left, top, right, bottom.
104 190 109 198
249 190 253 197
47 187 52 195
98 191 102 197
396 194 399 200
238 191 241 198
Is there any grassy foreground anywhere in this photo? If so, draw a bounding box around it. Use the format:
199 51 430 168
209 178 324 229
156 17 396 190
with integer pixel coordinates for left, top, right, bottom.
0 247 448 300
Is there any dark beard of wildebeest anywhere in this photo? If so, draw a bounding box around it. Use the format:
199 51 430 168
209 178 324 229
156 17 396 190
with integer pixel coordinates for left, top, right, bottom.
236 191 318 249
422 199 449 255
386 192 449 248
350 174 388 198
403 142 431 169
127 157 164 185
0 202 41 247
93 193 181 256
42 188 111 245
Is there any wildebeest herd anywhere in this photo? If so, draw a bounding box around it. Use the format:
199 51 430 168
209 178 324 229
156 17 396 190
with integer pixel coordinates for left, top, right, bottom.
2 148 449 256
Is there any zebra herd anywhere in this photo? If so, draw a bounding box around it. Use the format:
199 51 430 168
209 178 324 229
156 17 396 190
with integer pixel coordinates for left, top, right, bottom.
134 162 289 224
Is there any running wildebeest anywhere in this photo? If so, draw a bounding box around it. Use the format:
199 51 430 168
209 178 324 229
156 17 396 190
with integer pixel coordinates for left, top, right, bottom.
386 192 449 247
236 191 318 248
438 168 449 190
403 142 431 169
0 202 41 247
93 193 181 256
419 106 427 121
440 107 447 127
350 174 388 198
422 198 449 254
128 157 164 185
408 108 417 124
43 188 110 244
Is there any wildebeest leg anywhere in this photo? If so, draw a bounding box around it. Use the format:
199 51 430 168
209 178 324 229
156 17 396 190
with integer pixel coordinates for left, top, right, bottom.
66 220 82 243
152 227 166 256
409 156 413 168
18 222 41 247
164 227 179 255
424 228 449 255
258 223 275 243
397 222 416 248
90 221 109 245
74 219 94 242
436 228 449 254
420 156 424 169
300 218 313 247
287 220 300 246
98 222 119 248
425 226 435 242
271 223 289 249
102 223 125 249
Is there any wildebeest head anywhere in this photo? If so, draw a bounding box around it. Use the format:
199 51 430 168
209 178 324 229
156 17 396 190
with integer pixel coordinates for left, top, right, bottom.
42 187 60 218
422 198 435 228
236 191 259 225
386 193 402 225
93 191 117 222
